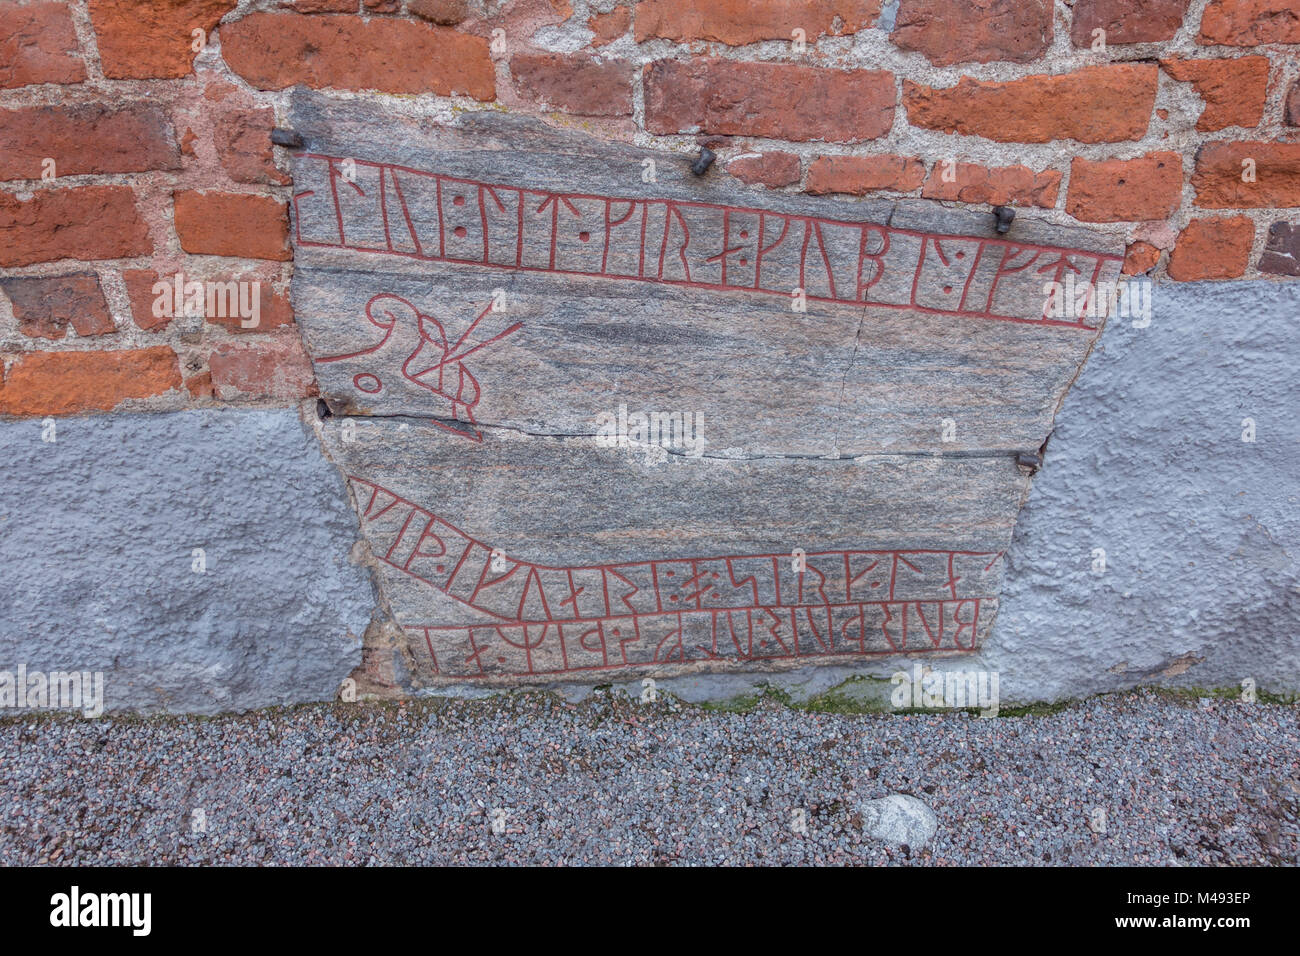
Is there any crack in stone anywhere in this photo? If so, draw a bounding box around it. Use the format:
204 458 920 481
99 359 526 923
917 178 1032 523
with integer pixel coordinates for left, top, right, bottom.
321 410 1034 462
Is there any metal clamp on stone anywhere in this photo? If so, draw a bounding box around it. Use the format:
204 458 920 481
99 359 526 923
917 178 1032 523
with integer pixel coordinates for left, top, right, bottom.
271 127 304 150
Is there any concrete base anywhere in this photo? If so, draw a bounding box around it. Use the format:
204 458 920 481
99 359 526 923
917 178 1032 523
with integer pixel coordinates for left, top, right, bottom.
988 279 1300 701
0 408 374 714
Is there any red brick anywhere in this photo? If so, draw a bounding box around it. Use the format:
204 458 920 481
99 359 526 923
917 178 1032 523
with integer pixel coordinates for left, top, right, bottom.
903 65 1158 143
409 0 470 24
921 161 1061 208
0 186 150 268
222 13 494 100
1167 216 1254 280
88 0 237 80
510 54 633 116
892 0 1052 66
0 104 180 182
203 279 294 333
123 270 294 332
1070 0 1189 46
173 191 290 260
1160 57 1269 132
0 2 86 89
1 274 115 340
362 0 400 11
1199 0 1300 46
185 370 214 399
1122 241 1162 275
281 0 356 11
635 0 880 44
123 269 174 332
806 155 925 195
1065 152 1183 222
1284 81 1300 126
1258 221 1300 276
588 6 630 46
0 347 181 416
216 107 289 185
208 335 317 399
645 59 895 143
1192 141 1300 208
728 152 801 188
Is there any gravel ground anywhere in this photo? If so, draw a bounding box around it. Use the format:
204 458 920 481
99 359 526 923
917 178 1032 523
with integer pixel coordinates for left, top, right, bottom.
1 689 1296 866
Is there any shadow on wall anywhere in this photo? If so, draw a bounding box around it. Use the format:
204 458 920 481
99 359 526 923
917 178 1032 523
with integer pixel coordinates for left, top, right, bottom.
992 280 1300 701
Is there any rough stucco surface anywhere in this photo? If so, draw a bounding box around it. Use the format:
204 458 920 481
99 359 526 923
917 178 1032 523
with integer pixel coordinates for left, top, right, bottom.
0 408 373 714
987 279 1300 701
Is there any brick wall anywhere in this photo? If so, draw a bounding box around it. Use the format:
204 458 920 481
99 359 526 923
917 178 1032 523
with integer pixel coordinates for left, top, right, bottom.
2 0 1297 417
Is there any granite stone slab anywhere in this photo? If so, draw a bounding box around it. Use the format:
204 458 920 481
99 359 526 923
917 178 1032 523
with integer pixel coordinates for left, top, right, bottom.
287 93 1122 455
286 92 1125 686
319 418 1019 685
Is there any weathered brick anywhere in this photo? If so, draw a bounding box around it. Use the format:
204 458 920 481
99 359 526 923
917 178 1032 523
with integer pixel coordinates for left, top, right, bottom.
123 269 295 332
1259 221 1300 276
1066 152 1183 222
0 347 181 416
409 0 471 24
1167 216 1254 280
1160 57 1268 132
0 2 86 89
281 0 356 11
510 53 633 116
0 104 180 182
728 152 801 188
216 107 289 185
88 0 237 80
0 186 150 268
488 0 575 43
185 370 215 399
1192 141 1300 208
806 155 925 195
362 0 401 11
208 335 317 399
645 59 895 143
903 65 1157 143
635 0 880 44
222 13 494 100
1122 241 1162 275
202 279 294 333
174 191 291 260
1 274 115 340
1070 0 1189 46
122 269 174 332
1285 81 1300 126
892 0 1052 65
588 5 630 45
920 161 1061 208
1198 0 1300 46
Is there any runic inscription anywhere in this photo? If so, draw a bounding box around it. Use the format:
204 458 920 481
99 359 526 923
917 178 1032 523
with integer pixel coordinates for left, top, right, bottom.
293 154 1122 329
353 478 1000 679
